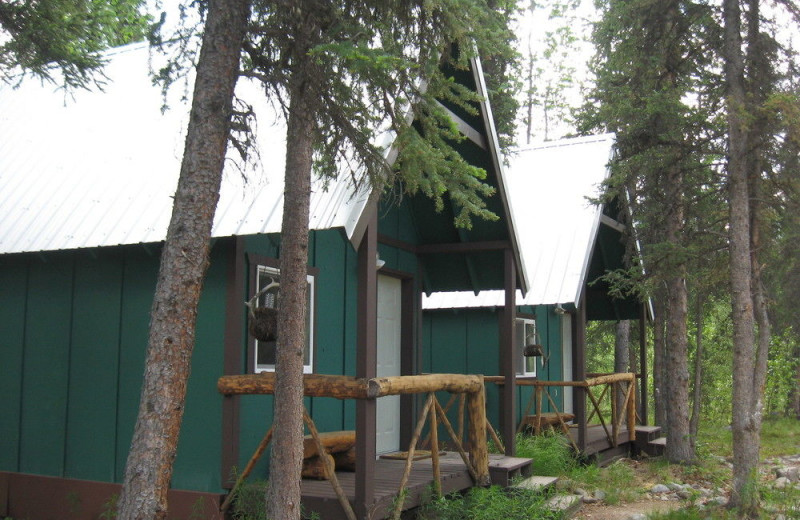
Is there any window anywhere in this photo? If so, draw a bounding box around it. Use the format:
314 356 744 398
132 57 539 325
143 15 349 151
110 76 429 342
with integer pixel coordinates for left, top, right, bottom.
251 264 315 374
516 317 537 377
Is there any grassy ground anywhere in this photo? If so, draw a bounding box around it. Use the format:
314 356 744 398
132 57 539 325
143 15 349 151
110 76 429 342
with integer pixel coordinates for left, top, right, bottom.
423 418 800 520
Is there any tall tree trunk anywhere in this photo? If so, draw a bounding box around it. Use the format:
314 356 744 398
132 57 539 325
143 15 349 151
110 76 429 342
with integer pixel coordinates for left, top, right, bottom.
724 0 760 514
117 1 249 518
652 289 667 431
265 17 317 520
689 293 703 446
663 167 693 463
745 0 771 431
615 320 631 414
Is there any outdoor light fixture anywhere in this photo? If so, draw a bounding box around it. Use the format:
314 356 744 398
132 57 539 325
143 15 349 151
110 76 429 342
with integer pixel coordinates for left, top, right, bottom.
376 252 385 270
554 304 568 315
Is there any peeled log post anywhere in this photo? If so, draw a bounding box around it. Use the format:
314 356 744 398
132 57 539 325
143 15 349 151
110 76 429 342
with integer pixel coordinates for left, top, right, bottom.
465 386 490 486
627 382 637 442
368 374 482 398
218 373 369 399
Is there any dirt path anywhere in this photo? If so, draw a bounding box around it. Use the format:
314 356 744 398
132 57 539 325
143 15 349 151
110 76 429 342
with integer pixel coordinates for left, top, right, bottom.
574 499 680 520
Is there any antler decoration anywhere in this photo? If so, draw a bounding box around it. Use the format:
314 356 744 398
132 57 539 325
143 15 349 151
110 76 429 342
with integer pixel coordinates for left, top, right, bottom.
245 277 280 318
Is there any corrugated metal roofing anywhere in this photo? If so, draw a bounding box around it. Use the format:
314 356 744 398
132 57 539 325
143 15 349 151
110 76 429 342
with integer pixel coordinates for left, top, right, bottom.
423 133 615 309
0 43 370 255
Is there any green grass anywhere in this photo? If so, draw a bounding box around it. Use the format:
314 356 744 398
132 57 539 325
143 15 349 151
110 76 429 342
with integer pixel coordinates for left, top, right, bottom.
416 485 562 520
514 432 576 476
697 416 800 459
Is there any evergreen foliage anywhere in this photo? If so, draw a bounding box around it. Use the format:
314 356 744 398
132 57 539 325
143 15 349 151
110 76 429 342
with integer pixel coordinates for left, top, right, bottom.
0 0 150 88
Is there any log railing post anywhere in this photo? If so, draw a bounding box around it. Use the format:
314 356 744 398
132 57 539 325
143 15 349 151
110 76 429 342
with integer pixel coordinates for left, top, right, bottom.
466 385 490 486
610 382 618 447
627 375 637 442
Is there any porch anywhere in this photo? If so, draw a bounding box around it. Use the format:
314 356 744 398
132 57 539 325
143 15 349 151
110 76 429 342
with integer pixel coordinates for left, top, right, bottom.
217 373 529 520
487 371 661 463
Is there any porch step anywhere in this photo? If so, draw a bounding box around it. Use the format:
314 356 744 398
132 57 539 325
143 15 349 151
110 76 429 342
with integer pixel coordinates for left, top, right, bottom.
544 494 583 519
512 475 558 493
645 436 667 457
633 425 663 458
488 455 533 487
635 425 662 442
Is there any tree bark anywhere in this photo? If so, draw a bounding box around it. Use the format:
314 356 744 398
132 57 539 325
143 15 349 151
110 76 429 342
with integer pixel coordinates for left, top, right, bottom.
116 2 249 519
652 289 667 431
724 0 760 514
265 13 317 520
614 320 631 415
663 157 694 464
689 293 703 445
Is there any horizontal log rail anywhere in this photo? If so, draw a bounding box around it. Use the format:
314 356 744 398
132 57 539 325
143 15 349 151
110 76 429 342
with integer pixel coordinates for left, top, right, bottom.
484 373 637 452
217 373 491 519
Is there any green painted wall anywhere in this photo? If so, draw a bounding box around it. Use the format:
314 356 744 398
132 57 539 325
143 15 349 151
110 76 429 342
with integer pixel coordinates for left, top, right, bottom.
0 242 228 492
422 305 568 434
235 229 361 479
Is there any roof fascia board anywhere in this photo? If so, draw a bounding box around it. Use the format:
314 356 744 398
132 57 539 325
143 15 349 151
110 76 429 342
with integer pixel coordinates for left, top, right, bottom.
470 55 528 294
434 100 487 150
600 213 626 233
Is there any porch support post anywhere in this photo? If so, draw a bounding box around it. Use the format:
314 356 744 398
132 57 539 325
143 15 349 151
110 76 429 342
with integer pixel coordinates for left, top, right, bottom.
500 248 517 456
639 303 648 425
356 210 378 519
573 296 587 452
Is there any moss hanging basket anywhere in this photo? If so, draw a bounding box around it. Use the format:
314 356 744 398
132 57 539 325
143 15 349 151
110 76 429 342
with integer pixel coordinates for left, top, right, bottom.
246 279 280 342
523 344 545 357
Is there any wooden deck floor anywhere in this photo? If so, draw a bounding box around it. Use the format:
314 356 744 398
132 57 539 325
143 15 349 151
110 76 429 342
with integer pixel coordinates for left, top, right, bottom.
301 452 473 520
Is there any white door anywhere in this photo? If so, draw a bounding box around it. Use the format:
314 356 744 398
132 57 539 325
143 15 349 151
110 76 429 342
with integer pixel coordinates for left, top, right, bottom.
376 275 402 454
561 314 574 415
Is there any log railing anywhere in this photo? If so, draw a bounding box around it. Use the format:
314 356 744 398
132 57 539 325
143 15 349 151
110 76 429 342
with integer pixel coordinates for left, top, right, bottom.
217 373 491 520
484 372 637 452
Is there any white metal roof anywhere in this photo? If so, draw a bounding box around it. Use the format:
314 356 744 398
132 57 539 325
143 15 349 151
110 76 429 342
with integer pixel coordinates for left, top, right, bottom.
423 133 615 309
0 43 370 255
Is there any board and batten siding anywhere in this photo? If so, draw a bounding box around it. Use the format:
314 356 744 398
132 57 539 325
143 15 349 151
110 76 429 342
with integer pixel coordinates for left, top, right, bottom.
421 305 566 432
234 229 362 479
0 243 227 493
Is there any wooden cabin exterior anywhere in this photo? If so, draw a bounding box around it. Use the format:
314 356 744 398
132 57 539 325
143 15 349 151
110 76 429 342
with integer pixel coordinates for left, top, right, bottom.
0 43 530 520
422 135 654 461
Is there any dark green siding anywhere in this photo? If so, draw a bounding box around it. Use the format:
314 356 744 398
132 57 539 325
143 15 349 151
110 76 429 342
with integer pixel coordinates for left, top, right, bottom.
423 305 567 431
65 250 123 482
236 229 360 479
0 256 28 471
0 242 230 493
19 252 74 476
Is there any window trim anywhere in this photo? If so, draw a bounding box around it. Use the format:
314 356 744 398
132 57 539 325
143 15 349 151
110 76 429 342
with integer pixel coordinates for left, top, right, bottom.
516 315 538 377
246 254 318 374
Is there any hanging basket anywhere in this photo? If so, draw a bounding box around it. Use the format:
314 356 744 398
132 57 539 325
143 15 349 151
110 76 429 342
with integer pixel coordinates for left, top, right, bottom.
249 306 278 342
523 343 544 357
246 279 280 342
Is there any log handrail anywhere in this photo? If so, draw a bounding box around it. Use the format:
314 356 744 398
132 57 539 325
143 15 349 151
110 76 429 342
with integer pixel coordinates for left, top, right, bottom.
217 372 491 519
485 373 637 452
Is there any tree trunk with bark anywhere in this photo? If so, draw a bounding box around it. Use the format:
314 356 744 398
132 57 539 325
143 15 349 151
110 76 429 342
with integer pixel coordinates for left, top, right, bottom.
689 294 703 446
116 1 249 518
652 290 667 431
663 163 693 464
264 16 318 520
724 0 760 514
615 320 631 415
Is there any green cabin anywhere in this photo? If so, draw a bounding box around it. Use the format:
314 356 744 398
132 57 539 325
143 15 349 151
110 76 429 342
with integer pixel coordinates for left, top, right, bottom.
0 43 534 520
422 135 652 455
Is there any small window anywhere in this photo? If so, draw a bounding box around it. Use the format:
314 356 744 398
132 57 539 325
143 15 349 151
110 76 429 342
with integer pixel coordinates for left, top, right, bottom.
516 317 537 377
251 265 315 374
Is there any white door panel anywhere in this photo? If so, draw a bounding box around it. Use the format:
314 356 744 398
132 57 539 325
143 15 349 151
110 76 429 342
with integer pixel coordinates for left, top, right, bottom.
376 275 402 454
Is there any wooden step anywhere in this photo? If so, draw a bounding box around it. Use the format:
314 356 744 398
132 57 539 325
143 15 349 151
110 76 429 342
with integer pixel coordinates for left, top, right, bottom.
635 425 662 442
512 475 558 493
488 455 533 487
646 436 667 456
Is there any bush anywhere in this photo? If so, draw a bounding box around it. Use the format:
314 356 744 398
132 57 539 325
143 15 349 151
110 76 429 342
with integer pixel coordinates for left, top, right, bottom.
514 432 577 476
